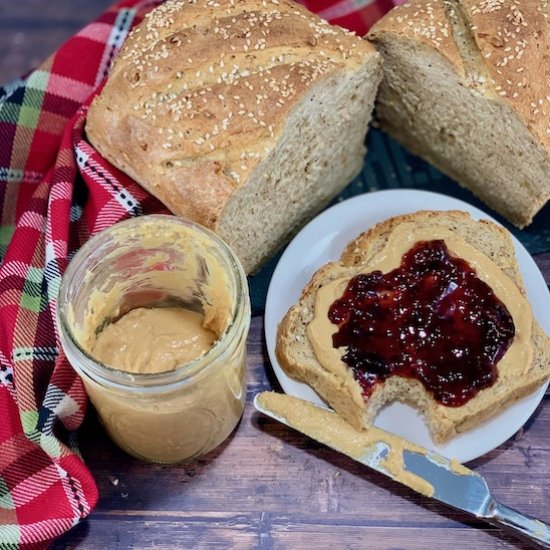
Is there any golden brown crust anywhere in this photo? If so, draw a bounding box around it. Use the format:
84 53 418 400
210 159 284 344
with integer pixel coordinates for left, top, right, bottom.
86 0 376 228
369 0 467 76
463 0 550 149
369 0 550 152
340 210 519 283
276 257 368 429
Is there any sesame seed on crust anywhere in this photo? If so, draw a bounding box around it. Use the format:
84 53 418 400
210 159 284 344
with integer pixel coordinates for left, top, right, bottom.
87 0 378 228
370 0 550 150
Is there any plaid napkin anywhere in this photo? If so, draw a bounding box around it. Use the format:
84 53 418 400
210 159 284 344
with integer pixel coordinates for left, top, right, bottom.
0 0 399 547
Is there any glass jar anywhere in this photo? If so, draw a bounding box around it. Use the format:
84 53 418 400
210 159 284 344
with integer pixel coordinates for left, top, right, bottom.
57 215 250 463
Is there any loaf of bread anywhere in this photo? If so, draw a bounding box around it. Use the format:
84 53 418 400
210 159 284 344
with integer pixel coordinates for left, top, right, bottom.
367 0 550 228
86 0 382 273
276 211 550 443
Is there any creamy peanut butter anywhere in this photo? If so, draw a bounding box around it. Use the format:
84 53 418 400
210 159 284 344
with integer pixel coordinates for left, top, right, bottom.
308 223 533 413
59 216 250 463
257 391 435 496
70 219 232 351
91 307 217 374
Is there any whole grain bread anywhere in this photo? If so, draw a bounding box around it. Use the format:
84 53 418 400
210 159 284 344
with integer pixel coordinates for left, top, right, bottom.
367 0 550 228
276 211 550 443
85 0 382 273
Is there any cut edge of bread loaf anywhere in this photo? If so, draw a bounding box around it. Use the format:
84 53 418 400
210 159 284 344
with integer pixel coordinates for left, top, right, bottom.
216 60 381 272
276 210 550 443
85 0 382 273
367 0 550 228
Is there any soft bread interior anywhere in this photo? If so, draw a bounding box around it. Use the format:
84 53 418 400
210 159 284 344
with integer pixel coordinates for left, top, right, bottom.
370 36 550 228
217 57 382 273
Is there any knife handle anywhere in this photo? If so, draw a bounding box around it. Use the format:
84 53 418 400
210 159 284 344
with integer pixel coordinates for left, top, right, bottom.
488 500 550 548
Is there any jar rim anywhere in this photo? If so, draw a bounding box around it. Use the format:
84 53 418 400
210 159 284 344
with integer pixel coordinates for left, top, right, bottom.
57 215 250 393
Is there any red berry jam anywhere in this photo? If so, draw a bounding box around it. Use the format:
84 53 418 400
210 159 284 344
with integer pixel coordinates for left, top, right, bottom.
328 240 515 406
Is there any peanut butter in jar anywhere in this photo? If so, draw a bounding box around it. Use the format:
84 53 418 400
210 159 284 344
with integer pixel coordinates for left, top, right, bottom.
57 215 250 463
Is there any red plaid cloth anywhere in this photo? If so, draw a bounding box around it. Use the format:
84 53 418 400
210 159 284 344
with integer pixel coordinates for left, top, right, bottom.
0 0 399 547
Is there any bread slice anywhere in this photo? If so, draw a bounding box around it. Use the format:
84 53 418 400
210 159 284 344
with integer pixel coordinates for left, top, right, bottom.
85 0 382 273
367 0 550 228
276 211 550 443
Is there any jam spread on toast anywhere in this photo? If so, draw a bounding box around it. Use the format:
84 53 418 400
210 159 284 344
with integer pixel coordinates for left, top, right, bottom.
328 240 515 406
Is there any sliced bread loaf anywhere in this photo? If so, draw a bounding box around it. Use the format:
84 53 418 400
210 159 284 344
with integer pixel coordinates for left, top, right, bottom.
367 0 550 228
86 0 382 273
276 211 550 443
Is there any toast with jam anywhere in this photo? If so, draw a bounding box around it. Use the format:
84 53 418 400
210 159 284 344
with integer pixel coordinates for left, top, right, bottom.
276 211 550 443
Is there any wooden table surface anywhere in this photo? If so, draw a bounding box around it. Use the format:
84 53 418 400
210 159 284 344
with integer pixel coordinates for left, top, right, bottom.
3 2 550 549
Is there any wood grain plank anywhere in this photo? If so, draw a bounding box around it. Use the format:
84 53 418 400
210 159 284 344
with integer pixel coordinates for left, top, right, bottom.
268 523 532 550
50 516 259 549
51 514 535 549
534 252 550 286
0 0 113 82
0 0 114 24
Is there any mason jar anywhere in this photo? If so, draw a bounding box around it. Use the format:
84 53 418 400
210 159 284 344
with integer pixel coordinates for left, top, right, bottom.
57 215 250 463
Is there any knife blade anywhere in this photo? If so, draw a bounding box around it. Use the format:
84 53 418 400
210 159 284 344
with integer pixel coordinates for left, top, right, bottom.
254 391 550 548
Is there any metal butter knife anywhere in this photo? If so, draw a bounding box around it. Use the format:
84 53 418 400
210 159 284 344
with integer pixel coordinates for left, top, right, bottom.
254 391 550 548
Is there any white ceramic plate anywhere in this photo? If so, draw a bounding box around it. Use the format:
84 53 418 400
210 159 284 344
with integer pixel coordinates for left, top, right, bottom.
264 189 550 463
